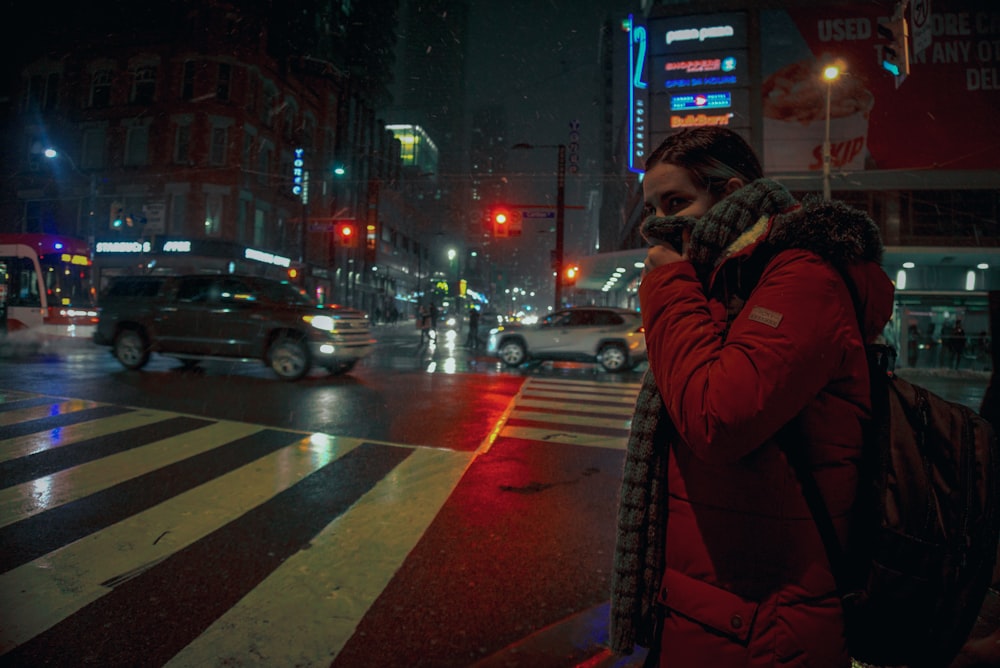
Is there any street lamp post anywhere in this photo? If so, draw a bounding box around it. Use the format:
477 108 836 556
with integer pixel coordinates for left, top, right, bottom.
511 142 566 310
44 147 97 243
822 64 841 201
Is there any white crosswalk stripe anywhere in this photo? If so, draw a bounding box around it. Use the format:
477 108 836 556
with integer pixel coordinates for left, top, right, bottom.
499 378 641 450
0 392 473 665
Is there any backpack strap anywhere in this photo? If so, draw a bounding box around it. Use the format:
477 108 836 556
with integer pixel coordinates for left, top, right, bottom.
780 423 853 599
779 263 890 605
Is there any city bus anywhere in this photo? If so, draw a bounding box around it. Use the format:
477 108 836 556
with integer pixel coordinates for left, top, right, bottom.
0 233 99 342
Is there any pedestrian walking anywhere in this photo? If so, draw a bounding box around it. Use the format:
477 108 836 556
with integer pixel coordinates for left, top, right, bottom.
948 319 967 369
429 303 439 333
417 304 432 345
465 307 481 349
610 127 894 668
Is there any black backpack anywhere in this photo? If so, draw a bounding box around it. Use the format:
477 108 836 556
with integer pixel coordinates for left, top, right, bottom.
788 344 1000 668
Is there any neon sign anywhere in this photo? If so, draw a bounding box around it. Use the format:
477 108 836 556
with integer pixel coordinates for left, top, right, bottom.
292 148 304 197
162 241 192 253
245 247 291 267
670 113 733 128
95 241 152 254
662 54 739 89
665 25 735 46
668 59 723 73
628 15 649 174
670 92 732 111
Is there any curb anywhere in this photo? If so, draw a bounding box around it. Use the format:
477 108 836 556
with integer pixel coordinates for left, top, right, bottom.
470 602 647 668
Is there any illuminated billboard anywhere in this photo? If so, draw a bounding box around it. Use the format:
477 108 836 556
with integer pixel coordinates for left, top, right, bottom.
761 1 999 172
641 12 751 165
632 2 997 175
652 51 749 91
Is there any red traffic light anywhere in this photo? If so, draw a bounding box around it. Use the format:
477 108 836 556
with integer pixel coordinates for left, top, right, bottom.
563 264 580 286
491 208 510 237
336 221 358 247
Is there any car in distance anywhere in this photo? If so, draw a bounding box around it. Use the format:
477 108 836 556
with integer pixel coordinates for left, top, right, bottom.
94 274 374 381
486 306 646 372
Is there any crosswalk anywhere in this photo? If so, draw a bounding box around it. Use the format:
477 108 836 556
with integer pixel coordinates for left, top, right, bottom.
0 379 641 665
496 377 641 451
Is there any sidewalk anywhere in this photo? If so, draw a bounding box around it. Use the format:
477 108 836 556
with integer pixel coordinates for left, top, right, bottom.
470 602 646 668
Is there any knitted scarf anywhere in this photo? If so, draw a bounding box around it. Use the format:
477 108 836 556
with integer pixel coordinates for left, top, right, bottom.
609 178 798 653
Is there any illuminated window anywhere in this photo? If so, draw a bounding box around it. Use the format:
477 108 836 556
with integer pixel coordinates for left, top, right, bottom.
205 191 223 237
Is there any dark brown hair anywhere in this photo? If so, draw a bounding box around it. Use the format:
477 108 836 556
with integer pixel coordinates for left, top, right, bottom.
645 127 763 197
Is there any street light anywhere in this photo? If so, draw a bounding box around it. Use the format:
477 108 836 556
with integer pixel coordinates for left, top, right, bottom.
822 64 841 201
511 142 566 310
44 147 98 242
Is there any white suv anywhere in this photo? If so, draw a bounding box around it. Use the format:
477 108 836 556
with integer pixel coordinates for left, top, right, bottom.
487 307 646 372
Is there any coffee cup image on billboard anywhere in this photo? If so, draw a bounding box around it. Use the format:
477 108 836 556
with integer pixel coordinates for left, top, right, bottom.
762 60 874 172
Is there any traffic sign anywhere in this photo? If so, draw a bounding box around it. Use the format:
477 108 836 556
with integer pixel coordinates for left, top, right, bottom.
522 211 555 219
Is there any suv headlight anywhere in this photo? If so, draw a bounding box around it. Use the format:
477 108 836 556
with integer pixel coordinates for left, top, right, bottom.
303 314 335 331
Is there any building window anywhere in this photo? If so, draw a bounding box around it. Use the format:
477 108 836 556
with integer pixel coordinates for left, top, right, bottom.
238 198 250 243
125 125 150 166
245 72 258 115
23 64 61 112
181 61 195 100
302 115 316 151
81 128 106 169
262 84 277 127
131 65 157 104
242 132 254 167
283 104 296 142
209 126 228 166
217 63 231 101
170 193 186 235
205 192 223 237
258 144 272 185
241 132 255 187
26 74 44 110
91 69 112 108
175 124 192 164
44 73 59 111
254 208 266 246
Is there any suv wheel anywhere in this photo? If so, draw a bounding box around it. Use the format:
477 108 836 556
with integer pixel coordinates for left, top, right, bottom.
114 328 150 370
598 343 629 372
269 336 311 381
498 339 527 367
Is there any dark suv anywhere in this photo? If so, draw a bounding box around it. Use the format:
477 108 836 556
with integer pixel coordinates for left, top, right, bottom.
94 274 374 380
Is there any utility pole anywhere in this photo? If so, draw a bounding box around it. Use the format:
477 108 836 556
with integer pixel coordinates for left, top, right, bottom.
554 144 566 310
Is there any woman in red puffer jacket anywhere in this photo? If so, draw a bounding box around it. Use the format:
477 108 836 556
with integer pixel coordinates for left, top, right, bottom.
610 127 895 668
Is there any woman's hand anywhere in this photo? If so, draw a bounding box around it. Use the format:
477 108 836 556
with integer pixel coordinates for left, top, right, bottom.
644 243 684 271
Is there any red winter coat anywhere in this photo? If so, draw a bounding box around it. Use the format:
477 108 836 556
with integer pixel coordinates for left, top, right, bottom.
639 214 895 667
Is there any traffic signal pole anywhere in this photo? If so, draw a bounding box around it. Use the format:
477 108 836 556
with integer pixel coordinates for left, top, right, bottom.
510 141 568 310
554 144 566 310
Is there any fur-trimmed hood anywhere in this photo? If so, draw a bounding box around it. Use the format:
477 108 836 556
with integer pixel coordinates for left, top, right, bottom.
642 179 895 342
724 195 894 344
